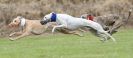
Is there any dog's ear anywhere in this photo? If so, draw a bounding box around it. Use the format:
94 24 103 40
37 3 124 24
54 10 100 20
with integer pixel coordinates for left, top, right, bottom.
51 12 56 14
17 16 24 20
51 12 55 13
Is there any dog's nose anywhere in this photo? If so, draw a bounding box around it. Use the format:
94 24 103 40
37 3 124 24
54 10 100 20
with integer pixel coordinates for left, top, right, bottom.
40 21 45 25
8 23 13 27
40 19 48 25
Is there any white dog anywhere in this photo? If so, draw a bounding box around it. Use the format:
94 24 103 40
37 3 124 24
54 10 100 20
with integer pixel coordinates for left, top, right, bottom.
40 12 116 42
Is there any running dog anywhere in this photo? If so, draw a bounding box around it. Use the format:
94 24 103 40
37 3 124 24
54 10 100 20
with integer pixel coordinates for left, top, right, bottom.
40 12 116 42
81 9 132 35
8 16 54 40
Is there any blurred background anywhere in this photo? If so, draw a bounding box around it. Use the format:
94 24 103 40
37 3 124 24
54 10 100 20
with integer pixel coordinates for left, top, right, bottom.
0 0 133 37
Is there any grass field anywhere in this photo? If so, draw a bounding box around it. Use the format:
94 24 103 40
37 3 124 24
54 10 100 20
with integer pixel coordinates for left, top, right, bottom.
0 29 133 58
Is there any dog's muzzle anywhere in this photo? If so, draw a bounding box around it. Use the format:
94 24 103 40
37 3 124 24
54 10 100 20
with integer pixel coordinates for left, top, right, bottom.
40 20 49 25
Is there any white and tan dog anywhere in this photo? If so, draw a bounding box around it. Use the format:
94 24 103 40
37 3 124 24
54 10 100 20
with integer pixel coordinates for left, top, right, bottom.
8 16 52 40
40 12 116 42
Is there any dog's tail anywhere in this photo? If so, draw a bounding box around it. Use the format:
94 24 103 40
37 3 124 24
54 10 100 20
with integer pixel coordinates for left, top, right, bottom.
124 9 132 24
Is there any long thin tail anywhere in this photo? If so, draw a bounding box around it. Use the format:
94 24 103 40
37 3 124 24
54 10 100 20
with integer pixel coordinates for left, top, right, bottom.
124 9 132 24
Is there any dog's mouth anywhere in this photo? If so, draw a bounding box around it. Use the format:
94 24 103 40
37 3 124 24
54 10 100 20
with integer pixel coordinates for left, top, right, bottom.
40 19 51 25
8 23 19 27
40 20 48 25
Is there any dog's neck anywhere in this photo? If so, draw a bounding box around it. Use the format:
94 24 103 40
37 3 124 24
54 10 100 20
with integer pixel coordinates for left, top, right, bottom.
50 13 57 22
19 18 26 31
20 18 26 27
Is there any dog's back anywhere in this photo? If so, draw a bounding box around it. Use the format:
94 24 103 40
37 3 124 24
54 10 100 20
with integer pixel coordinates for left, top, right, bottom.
94 14 120 26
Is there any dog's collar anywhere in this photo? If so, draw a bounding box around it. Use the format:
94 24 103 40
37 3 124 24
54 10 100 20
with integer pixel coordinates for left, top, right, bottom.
20 18 26 27
50 13 57 22
19 18 26 31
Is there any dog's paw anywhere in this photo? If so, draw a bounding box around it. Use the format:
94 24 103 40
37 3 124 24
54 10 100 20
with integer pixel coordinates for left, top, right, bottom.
100 38 105 42
100 38 108 43
9 38 16 41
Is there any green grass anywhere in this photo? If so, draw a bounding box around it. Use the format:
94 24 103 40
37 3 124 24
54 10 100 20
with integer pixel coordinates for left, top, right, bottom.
0 29 133 58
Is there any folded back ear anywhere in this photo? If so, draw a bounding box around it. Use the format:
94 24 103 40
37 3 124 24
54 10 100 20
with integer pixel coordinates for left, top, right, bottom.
51 12 56 14
17 16 24 20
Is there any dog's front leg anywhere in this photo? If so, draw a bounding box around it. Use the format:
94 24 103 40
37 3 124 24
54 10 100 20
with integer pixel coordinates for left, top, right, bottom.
52 19 67 33
9 32 30 41
109 21 122 35
9 31 23 37
52 24 67 33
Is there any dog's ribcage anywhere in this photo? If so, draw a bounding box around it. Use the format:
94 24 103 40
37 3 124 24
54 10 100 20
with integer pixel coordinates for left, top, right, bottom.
56 14 87 30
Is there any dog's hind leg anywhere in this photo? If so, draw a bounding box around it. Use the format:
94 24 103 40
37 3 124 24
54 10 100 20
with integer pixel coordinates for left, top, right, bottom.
102 31 116 42
85 26 108 42
97 32 109 42
109 21 122 35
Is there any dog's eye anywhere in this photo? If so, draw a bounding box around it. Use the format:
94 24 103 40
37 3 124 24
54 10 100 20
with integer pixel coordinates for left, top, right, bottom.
14 20 16 22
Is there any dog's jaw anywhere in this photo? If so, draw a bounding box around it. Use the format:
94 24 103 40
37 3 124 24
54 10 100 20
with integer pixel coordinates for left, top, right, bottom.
40 20 47 25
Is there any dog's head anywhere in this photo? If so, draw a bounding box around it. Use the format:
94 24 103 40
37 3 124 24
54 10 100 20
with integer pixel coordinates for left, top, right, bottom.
40 12 56 25
8 16 25 28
